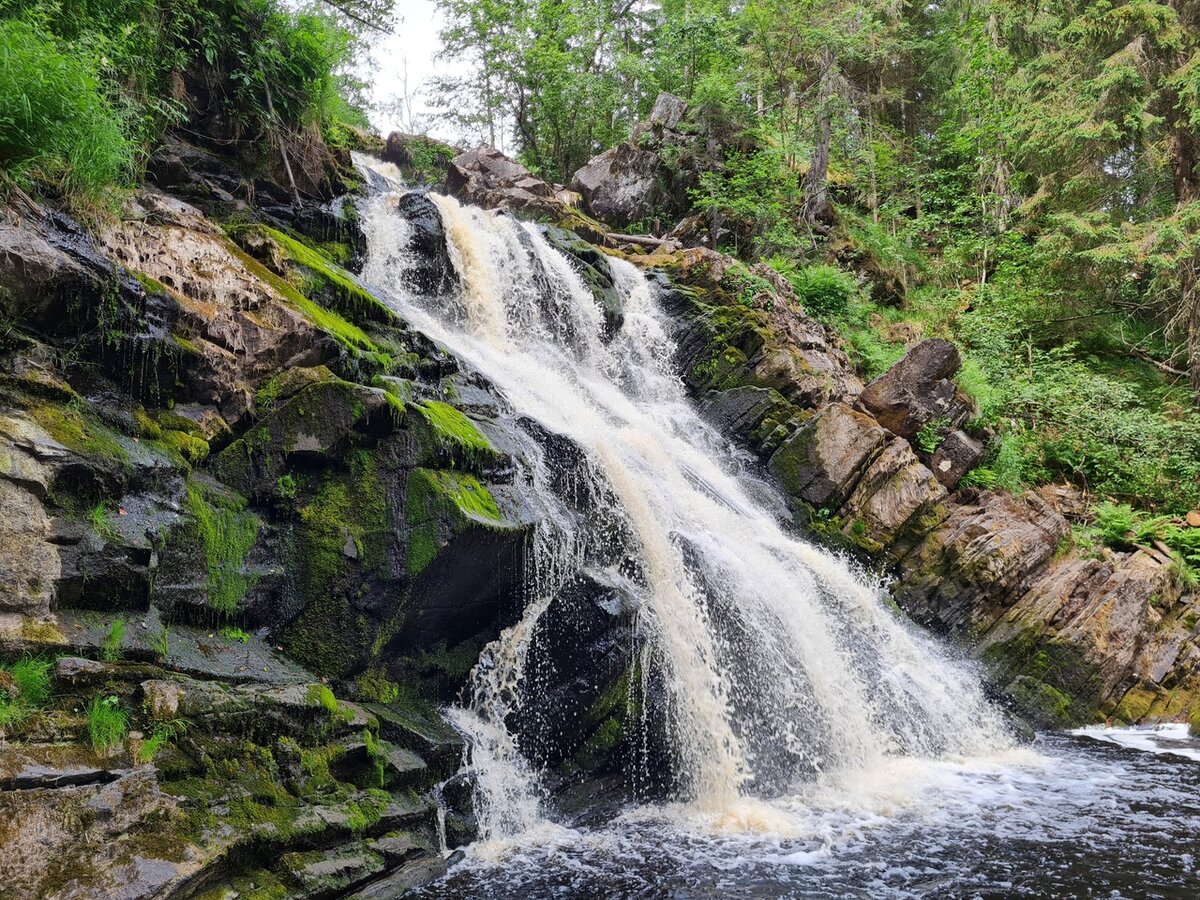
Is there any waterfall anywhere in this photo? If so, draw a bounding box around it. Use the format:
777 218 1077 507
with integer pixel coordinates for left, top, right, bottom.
354 163 1012 840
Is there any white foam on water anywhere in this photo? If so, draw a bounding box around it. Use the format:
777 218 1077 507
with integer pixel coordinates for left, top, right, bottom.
1072 723 1200 761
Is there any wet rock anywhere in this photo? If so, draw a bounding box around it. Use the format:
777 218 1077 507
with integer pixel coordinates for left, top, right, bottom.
392 192 459 297
342 856 449 899
768 403 889 509
858 338 976 439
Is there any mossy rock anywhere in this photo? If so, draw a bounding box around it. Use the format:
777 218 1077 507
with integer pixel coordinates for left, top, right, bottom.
214 374 403 497
542 225 623 338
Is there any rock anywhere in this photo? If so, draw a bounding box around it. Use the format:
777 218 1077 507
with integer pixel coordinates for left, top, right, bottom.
571 93 691 227
840 439 948 552
768 403 889 509
446 147 568 219
858 338 976 439
391 192 459 297
929 429 983 489
341 856 449 899
571 143 662 227
381 132 458 185
896 490 1070 637
53 656 109 684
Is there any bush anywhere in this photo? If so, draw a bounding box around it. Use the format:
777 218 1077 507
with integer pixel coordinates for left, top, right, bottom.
783 264 857 322
0 19 131 205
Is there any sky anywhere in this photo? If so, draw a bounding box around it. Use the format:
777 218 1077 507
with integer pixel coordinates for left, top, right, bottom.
360 0 468 144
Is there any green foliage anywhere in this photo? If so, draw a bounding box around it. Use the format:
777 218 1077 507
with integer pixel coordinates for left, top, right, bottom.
1094 502 1137 547
185 480 260 616
0 656 52 731
137 718 188 763
777 263 856 322
219 626 250 643
101 617 125 662
915 420 947 455
0 18 131 208
87 694 127 751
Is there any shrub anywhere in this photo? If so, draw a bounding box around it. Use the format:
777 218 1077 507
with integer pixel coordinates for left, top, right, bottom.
785 265 857 322
87 694 127 751
0 19 131 205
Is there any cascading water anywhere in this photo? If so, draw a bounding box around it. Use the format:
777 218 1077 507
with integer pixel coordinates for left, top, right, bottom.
353 157 1014 841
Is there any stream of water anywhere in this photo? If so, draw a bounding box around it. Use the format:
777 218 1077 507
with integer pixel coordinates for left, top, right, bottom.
351 158 1200 898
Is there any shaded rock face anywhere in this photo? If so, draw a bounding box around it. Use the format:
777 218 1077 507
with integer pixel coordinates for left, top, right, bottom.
446 146 568 219
654 242 1200 730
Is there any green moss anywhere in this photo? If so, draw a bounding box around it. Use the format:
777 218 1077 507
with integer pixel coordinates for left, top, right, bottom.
280 453 389 675
221 234 388 363
354 668 401 704
30 403 129 472
185 480 260 616
404 468 505 576
160 429 210 465
257 225 397 327
415 400 495 461
306 684 353 724
981 623 1103 726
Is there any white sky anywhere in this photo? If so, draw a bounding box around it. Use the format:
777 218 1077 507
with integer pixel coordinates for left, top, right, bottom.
360 0 469 144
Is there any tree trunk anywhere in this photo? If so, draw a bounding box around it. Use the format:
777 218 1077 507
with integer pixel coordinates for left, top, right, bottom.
802 46 835 226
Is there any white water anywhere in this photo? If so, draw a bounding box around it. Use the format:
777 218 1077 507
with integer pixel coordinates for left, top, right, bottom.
354 162 1016 842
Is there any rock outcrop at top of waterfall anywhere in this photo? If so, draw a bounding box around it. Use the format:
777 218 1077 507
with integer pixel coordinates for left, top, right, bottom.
435 126 1200 735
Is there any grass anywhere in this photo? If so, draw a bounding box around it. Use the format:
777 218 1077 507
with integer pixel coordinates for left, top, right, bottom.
87 694 127 751
0 656 52 731
137 719 188 764
0 19 131 208
89 502 120 541
101 618 125 662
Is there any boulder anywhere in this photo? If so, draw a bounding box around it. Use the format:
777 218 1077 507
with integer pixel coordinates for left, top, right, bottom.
928 429 983 489
768 403 889 509
839 439 948 552
571 143 662 227
858 338 976 439
445 147 567 219
571 92 691 228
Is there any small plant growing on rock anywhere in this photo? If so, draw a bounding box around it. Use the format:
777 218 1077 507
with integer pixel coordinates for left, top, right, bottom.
219 626 250 643
101 618 125 662
915 418 949 455
89 502 119 541
137 718 188 764
149 627 170 661
87 694 127 752
0 656 52 731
